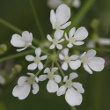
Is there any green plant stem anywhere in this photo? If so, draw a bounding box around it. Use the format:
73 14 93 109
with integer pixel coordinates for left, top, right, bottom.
0 50 34 63
29 0 44 40
56 61 65 77
0 17 22 34
71 107 77 110
69 0 96 28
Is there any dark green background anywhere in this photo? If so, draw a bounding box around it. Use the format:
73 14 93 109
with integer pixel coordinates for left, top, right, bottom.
0 0 110 110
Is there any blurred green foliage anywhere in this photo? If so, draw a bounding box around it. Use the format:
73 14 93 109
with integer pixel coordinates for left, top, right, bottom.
0 0 110 110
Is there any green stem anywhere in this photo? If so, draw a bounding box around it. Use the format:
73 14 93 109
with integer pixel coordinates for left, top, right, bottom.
0 50 34 63
69 0 96 28
29 0 44 40
56 61 65 77
71 107 77 110
0 17 22 34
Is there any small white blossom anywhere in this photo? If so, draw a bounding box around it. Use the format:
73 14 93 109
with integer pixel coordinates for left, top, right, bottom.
12 73 39 100
11 31 33 52
65 27 88 48
47 30 64 49
57 73 84 106
80 49 105 74
50 4 71 30
98 38 110 45
48 0 81 9
87 40 95 48
39 67 61 93
59 48 81 71
25 48 47 70
0 75 5 84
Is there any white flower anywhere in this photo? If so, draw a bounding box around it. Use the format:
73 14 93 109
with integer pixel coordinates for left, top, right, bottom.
48 0 81 9
65 27 88 48
25 48 47 70
50 4 71 30
87 40 96 48
39 67 61 93
98 38 110 45
12 73 39 100
47 30 64 49
57 73 84 106
11 31 33 52
59 48 81 71
0 75 5 84
80 49 105 74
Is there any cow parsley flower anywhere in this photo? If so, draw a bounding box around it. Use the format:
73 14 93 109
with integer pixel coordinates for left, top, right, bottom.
25 48 47 70
47 30 64 49
57 73 84 106
50 4 71 30
59 48 81 71
39 67 61 93
65 27 88 48
80 49 105 74
11 31 33 52
12 73 39 100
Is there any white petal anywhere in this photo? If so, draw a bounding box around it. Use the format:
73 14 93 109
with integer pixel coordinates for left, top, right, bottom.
60 21 71 29
83 64 93 74
32 83 39 94
74 41 84 45
0 75 5 84
69 73 78 80
25 55 34 61
17 76 28 86
47 80 58 93
88 57 105 72
40 55 48 60
44 68 50 73
52 67 58 73
28 63 37 70
50 10 56 29
62 62 68 71
38 62 43 70
16 47 26 52
74 27 88 41
11 34 25 47
87 40 95 48
54 30 64 39
63 76 68 82
56 44 63 50
65 88 82 106
27 73 35 77
67 43 73 48
98 38 110 45
12 84 31 100
22 31 33 42
57 85 67 96
72 82 84 93
47 34 53 41
56 4 70 25
35 48 41 56
69 60 81 70
39 75 47 81
86 49 96 59
54 75 61 83
58 38 64 43
65 33 69 40
70 55 79 60
62 48 69 56
73 0 81 8
69 27 76 38
50 44 55 49
59 53 64 60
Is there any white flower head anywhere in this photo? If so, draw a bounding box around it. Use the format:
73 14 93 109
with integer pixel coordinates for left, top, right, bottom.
47 30 64 50
57 73 84 106
59 48 81 71
80 49 105 74
50 4 71 30
11 31 33 52
65 27 88 48
0 75 5 84
39 67 61 93
12 73 39 100
25 48 47 70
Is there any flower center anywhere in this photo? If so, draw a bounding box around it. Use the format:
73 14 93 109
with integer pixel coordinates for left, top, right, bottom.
53 38 59 45
65 79 72 88
68 37 75 44
54 23 60 30
34 56 41 63
64 56 71 63
27 76 35 84
24 41 31 47
47 72 54 80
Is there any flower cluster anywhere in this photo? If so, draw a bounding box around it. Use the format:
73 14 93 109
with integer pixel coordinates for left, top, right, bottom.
10 4 105 107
